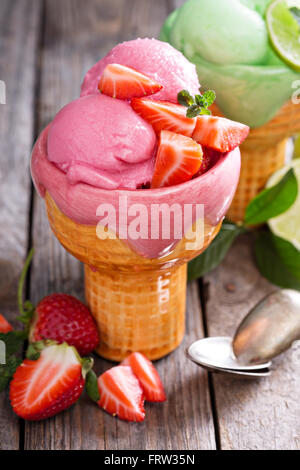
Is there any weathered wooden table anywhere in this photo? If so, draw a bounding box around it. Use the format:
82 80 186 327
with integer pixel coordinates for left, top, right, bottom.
1 0 299 451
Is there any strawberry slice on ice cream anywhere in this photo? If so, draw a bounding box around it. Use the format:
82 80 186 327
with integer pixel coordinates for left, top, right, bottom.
98 64 163 100
151 130 203 189
131 98 196 137
0 314 13 333
9 343 92 421
123 352 166 402
192 115 249 153
97 365 145 422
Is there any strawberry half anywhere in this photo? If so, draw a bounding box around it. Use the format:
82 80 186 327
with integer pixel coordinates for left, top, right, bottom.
9 343 92 421
0 314 13 333
97 365 145 422
192 115 249 153
151 130 203 189
131 98 196 137
122 352 166 402
29 294 99 357
98 64 162 100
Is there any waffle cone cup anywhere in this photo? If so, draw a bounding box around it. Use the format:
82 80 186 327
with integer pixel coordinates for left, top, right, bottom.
45 192 221 361
212 101 300 223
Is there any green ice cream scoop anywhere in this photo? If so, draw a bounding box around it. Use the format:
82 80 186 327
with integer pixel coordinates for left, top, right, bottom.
161 0 300 127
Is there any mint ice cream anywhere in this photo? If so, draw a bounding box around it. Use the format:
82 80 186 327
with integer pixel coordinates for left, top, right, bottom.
161 0 300 127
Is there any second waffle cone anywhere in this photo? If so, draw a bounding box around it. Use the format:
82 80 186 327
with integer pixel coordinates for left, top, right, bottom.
212 101 300 223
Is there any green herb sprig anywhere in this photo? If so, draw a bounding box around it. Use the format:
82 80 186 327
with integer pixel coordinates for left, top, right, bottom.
177 89 216 118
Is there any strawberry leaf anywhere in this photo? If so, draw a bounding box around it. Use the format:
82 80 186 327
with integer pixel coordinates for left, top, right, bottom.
0 331 26 357
0 356 22 392
85 369 100 402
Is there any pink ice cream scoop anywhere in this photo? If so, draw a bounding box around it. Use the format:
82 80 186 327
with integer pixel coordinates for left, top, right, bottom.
47 94 157 190
80 38 200 102
44 38 201 191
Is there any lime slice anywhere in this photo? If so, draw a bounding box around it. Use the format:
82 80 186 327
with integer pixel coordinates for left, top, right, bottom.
267 159 300 249
266 0 300 71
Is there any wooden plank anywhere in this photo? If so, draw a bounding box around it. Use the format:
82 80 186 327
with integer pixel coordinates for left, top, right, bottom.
204 234 300 450
25 0 216 450
0 0 42 450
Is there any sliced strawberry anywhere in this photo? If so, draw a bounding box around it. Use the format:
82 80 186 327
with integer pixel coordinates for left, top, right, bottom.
98 64 163 100
9 343 87 421
122 352 166 402
196 147 222 176
151 130 203 189
131 98 196 137
0 314 13 333
97 365 145 422
192 115 249 153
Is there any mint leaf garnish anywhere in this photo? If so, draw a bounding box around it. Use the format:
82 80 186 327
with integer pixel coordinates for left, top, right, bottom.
186 105 202 118
178 88 216 118
177 90 194 107
244 168 298 225
202 90 216 107
290 7 300 28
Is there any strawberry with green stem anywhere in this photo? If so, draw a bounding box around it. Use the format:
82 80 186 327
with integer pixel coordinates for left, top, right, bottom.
17 249 99 357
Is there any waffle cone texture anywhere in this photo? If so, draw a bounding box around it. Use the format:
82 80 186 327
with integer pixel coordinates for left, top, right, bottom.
45 193 221 361
212 101 300 223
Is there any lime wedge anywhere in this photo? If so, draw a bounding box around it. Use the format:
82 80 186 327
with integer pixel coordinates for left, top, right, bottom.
267 159 300 249
266 0 300 71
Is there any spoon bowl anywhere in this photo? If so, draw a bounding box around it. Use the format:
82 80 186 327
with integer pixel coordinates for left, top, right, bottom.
186 337 271 374
233 289 300 365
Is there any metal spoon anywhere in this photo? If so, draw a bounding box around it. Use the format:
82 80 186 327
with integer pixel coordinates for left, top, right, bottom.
233 289 300 365
186 337 271 378
186 289 300 378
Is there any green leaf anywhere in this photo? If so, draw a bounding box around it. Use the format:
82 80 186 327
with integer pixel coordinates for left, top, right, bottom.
244 168 298 225
290 7 300 28
177 90 194 107
186 104 201 118
0 330 26 357
202 90 216 107
255 231 300 290
195 94 205 106
199 108 211 116
188 221 244 281
0 356 22 392
85 370 100 402
271 234 300 282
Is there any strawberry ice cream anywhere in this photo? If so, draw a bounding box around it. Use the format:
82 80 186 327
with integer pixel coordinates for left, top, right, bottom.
81 38 200 102
47 94 156 190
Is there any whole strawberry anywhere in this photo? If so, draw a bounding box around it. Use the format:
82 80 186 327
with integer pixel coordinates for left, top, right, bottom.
29 294 99 356
10 342 93 420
